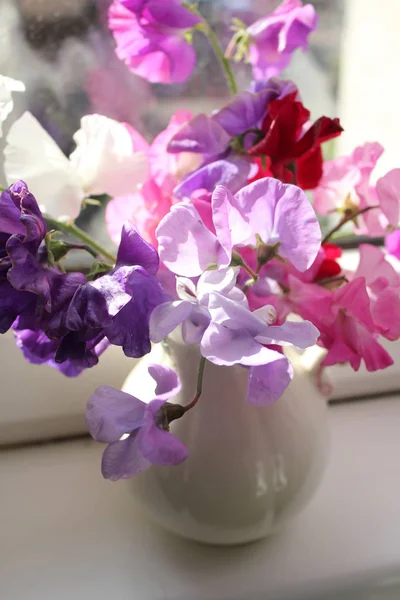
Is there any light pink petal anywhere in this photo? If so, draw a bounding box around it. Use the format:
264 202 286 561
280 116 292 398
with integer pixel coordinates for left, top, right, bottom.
354 244 399 288
156 202 220 276
376 168 400 227
212 185 252 252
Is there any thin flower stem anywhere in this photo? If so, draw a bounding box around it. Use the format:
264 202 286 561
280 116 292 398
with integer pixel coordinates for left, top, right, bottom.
183 356 207 413
321 205 380 245
44 217 116 264
242 261 258 280
187 4 238 95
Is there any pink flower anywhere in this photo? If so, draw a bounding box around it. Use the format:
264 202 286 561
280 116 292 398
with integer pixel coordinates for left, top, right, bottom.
108 1 200 84
289 275 394 371
313 143 400 236
351 244 400 343
247 0 318 80
106 111 192 246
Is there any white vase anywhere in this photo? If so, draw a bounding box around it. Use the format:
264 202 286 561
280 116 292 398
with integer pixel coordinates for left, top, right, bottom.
122 333 329 546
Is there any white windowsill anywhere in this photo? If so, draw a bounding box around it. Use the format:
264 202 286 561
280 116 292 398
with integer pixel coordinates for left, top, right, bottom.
2 396 400 600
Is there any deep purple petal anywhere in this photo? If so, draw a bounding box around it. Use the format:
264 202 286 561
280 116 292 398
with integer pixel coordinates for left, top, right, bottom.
86 385 146 443
0 277 35 333
149 300 193 343
6 238 52 309
116 223 159 274
101 433 151 480
148 364 181 400
138 400 188 466
247 356 294 406
0 188 26 236
105 268 165 357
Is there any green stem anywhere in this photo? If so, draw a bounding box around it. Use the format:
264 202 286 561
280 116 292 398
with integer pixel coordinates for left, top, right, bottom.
45 217 116 264
188 4 238 95
321 205 380 245
184 356 207 413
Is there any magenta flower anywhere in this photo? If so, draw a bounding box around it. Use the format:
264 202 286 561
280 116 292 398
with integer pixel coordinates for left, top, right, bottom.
108 0 200 84
246 0 318 80
289 275 394 372
386 230 400 260
156 178 321 277
86 364 188 480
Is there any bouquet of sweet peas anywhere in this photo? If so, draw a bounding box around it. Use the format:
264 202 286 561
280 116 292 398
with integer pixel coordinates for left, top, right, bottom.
1 0 400 481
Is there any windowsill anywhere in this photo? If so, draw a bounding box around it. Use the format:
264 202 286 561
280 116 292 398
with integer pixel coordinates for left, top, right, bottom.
2 396 400 600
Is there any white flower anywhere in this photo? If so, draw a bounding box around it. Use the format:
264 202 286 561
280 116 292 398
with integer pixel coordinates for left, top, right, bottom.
4 112 149 221
0 75 25 136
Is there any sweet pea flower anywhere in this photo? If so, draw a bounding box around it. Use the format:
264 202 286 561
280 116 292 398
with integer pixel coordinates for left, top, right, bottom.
156 178 321 277
246 0 318 80
350 244 400 343
386 229 400 260
151 267 318 405
313 142 383 217
106 111 193 246
86 364 188 480
63 224 166 361
4 112 149 221
14 328 110 377
150 268 242 345
289 275 393 371
168 78 296 196
312 144 400 236
0 75 25 136
248 92 343 189
108 0 200 84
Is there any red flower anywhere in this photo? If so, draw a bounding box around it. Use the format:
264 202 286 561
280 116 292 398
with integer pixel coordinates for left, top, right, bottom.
315 243 342 281
248 92 343 190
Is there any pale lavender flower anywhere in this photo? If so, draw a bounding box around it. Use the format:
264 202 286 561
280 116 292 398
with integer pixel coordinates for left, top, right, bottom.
150 268 241 345
86 364 188 480
247 0 318 80
156 178 321 277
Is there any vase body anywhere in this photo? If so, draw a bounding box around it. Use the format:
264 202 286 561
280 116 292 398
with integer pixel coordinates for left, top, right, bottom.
123 334 329 545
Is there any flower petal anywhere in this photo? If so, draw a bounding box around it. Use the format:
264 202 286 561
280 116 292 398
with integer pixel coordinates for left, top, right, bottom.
376 168 400 227
138 401 188 466
247 356 294 406
86 385 146 443
101 433 151 480
149 300 193 343
148 364 181 400
156 202 219 276
116 223 159 274
4 112 84 221
256 320 320 349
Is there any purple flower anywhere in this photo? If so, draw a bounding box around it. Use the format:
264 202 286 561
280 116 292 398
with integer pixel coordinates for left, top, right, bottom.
247 0 318 80
156 178 321 277
150 268 241 345
168 78 296 196
108 0 200 84
14 328 109 377
386 230 400 260
64 224 166 361
86 364 188 480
